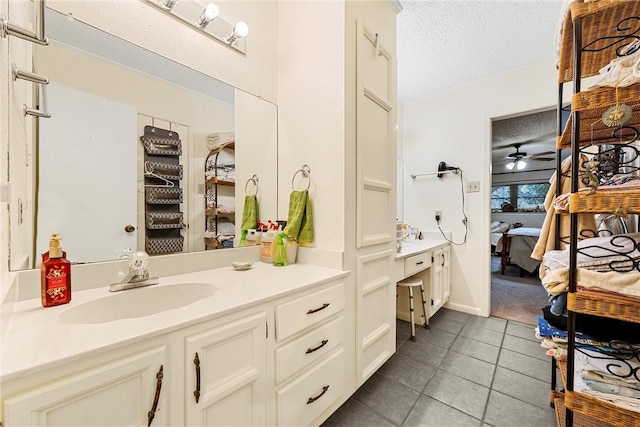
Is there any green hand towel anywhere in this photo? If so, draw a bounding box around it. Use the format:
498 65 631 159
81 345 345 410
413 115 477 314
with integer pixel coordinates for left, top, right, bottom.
283 190 314 245
297 194 314 245
241 195 258 230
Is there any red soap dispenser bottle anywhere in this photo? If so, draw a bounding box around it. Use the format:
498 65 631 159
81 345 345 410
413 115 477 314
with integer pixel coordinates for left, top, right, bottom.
40 234 71 307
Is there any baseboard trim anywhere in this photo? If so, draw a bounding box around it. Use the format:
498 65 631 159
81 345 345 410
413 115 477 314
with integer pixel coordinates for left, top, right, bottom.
443 301 484 317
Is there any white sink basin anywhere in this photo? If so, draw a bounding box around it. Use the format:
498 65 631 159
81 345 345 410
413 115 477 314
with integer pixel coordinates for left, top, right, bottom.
59 283 217 324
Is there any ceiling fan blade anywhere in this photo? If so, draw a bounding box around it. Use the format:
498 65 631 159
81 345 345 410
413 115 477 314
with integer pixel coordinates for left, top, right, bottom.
528 151 555 157
528 157 554 161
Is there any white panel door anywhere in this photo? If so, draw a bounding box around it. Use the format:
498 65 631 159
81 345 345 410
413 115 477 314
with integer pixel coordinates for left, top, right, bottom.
184 312 267 427
356 249 395 383
356 22 395 248
37 82 137 263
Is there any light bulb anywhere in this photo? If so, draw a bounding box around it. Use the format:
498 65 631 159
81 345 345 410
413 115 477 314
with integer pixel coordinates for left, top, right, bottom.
196 3 219 28
234 21 249 38
506 162 515 170
160 0 179 10
516 160 526 170
225 21 249 44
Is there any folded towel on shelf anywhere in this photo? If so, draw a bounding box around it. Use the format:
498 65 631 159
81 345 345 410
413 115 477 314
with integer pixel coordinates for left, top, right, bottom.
241 195 258 231
206 132 235 151
283 190 314 245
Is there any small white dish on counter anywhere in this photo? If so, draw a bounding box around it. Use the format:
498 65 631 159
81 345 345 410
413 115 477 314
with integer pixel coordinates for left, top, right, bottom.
232 261 253 271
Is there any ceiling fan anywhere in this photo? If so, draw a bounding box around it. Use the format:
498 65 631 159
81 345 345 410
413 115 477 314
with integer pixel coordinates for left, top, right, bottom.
500 143 555 170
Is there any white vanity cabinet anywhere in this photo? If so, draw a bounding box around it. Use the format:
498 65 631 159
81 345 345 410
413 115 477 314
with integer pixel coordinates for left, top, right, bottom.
395 242 451 323
430 246 451 314
272 282 347 427
2 343 170 427
183 312 267 427
0 268 351 427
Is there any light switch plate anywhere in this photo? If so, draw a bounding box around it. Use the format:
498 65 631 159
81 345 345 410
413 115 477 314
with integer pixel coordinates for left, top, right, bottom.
466 181 480 193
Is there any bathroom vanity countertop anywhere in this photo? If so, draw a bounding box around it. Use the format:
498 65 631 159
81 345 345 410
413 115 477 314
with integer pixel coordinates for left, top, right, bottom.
395 239 449 259
0 262 348 382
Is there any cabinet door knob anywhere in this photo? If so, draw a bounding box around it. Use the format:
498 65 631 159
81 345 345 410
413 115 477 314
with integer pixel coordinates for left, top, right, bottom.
124 225 135 233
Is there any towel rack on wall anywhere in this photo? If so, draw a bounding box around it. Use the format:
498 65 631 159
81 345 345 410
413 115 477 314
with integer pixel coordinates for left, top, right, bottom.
245 174 259 196
292 164 311 190
0 0 49 45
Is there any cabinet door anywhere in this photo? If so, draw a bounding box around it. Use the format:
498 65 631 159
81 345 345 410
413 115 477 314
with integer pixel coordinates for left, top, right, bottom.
3 346 168 427
431 248 444 314
442 246 451 304
184 312 267 427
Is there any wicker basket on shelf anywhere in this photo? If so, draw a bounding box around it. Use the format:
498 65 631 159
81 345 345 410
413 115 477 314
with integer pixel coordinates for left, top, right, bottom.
566 391 640 427
568 290 640 323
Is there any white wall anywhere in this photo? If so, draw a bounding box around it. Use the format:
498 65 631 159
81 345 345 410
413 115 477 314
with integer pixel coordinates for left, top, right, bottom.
46 0 278 103
277 1 346 251
401 59 559 316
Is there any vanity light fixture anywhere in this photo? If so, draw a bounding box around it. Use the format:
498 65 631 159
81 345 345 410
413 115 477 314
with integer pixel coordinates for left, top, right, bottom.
195 3 219 28
160 0 179 11
147 0 247 54
224 21 249 45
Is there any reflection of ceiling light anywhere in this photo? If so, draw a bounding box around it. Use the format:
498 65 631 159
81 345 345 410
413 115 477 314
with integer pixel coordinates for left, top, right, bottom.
195 3 219 28
506 159 527 170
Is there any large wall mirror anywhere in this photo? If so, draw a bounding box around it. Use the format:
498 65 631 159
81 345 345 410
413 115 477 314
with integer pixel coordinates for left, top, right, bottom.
8 8 278 270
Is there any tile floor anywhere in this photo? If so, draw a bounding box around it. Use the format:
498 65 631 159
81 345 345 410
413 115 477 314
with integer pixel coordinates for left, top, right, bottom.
322 309 557 427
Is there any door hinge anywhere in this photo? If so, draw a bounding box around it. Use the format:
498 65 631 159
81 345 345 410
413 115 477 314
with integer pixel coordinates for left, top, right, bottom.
266 321 268 339
431 256 434 263
431 299 434 305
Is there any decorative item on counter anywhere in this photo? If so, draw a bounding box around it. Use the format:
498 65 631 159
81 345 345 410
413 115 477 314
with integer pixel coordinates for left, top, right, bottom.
272 233 288 267
40 234 71 307
284 236 298 264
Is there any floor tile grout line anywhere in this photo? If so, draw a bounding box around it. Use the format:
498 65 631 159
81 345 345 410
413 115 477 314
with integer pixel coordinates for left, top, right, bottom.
399 314 470 426
479 319 508 425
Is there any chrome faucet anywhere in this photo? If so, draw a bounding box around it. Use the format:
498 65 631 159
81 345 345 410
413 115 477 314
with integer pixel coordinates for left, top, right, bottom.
109 251 159 292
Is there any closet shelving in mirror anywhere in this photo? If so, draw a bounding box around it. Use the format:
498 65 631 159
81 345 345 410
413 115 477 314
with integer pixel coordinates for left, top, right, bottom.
204 140 235 249
551 1 640 426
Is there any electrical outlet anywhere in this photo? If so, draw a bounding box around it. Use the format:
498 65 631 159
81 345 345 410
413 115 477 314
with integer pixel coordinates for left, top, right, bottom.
466 181 480 193
435 210 442 222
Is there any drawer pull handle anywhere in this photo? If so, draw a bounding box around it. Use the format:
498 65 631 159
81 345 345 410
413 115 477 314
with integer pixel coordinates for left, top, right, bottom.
307 385 330 404
147 365 163 427
305 339 329 354
307 303 330 315
194 352 201 403
416 261 424 265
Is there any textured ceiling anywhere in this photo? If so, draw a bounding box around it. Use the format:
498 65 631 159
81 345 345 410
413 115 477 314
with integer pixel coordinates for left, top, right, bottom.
397 0 564 102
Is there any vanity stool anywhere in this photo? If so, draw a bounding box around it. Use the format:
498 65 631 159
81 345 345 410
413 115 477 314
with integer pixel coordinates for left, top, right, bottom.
396 276 429 342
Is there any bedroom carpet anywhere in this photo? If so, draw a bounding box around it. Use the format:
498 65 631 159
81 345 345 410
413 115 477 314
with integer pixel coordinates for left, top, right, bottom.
490 257 549 326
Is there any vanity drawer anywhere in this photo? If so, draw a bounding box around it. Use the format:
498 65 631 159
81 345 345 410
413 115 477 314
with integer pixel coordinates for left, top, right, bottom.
404 252 430 277
275 282 345 341
275 315 344 384
276 348 345 427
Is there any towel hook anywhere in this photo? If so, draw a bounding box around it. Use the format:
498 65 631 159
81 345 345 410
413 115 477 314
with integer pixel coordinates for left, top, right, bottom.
245 174 259 196
292 164 311 191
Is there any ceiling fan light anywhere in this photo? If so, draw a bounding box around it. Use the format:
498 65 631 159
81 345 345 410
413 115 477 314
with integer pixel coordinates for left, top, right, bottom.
516 159 527 170
506 162 515 170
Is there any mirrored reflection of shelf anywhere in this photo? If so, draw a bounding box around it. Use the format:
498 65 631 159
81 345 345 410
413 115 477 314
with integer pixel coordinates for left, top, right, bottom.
146 0 247 54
